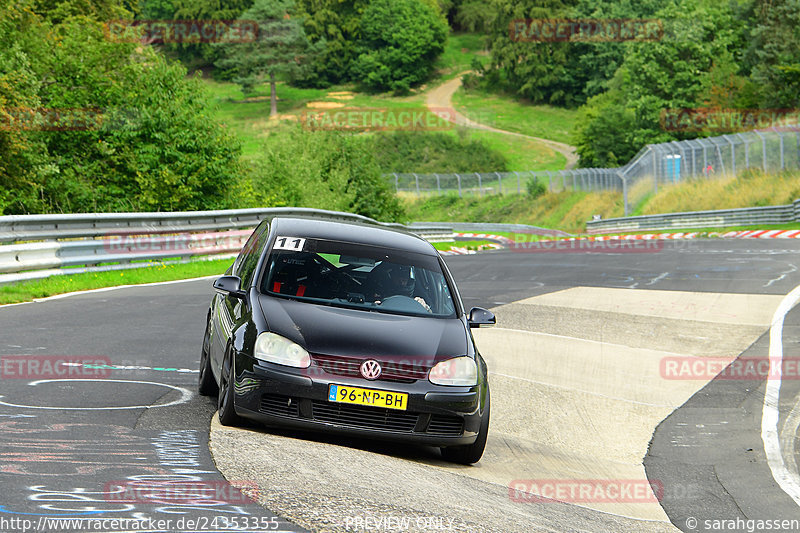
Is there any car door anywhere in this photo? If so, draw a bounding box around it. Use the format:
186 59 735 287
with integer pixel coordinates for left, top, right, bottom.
211 221 270 372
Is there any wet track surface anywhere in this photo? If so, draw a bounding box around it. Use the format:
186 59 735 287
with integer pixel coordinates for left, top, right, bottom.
2 239 800 532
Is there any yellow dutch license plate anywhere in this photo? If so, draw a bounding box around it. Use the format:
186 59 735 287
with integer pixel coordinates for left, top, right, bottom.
328 384 408 411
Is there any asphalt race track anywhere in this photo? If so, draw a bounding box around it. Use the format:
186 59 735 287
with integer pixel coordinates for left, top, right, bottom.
2 238 800 532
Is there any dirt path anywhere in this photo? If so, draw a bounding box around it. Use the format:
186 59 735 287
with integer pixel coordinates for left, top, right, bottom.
425 74 579 169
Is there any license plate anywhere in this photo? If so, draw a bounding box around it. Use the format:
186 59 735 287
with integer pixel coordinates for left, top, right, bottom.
328 384 408 411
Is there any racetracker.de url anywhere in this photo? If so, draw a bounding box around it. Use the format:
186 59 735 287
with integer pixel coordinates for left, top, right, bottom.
0 515 282 532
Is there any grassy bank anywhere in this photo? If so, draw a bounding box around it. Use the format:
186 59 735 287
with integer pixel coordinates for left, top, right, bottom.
0 259 233 306
405 171 800 233
452 87 578 144
405 190 624 234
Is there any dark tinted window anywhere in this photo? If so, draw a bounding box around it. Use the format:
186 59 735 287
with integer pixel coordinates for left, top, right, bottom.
234 222 269 288
261 238 456 318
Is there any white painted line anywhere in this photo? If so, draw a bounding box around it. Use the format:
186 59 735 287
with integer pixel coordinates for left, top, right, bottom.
0 379 193 410
0 275 219 309
762 283 800 506
780 394 800 493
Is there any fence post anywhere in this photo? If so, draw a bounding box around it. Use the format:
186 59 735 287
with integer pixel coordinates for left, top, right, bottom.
740 134 750 169
515 171 521 194
620 173 629 216
652 146 659 194
496 172 502 194
755 131 767 172
722 135 735 176
413 173 420 196
434 173 440 194
393 173 399 193
457 174 462 197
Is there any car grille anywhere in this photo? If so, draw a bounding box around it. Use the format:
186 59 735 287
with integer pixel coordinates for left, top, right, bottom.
427 415 464 437
311 401 418 432
311 353 433 383
259 394 300 418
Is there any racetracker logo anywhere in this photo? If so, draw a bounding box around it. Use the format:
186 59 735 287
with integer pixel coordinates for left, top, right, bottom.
301 107 459 132
660 108 800 133
1 355 112 379
102 229 251 256
0 107 137 131
104 480 259 505
660 356 800 380
104 20 258 44
509 479 664 503
510 237 667 253
509 19 663 42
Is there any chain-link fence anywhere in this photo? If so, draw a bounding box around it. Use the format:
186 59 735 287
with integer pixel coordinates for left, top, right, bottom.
388 169 622 197
387 126 800 215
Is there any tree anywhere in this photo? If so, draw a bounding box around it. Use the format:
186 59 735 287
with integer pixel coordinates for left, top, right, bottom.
214 0 320 117
170 0 254 67
251 125 405 222
0 4 247 214
294 0 369 86
747 0 800 107
351 0 448 94
572 0 751 167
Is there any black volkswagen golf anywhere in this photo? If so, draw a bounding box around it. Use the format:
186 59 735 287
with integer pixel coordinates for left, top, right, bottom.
199 216 495 464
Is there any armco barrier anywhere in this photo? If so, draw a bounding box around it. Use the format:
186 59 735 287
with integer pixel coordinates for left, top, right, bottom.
586 200 800 234
0 208 454 285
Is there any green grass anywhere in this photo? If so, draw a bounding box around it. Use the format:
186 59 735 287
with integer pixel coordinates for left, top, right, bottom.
432 33 490 81
0 259 232 305
404 190 617 234
205 77 561 171
432 240 497 251
406 170 800 234
467 130 566 171
452 87 578 145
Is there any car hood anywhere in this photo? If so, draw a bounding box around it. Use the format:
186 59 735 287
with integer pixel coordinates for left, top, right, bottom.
257 295 468 359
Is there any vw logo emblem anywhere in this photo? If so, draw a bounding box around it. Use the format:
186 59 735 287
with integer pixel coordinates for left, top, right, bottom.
360 360 382 380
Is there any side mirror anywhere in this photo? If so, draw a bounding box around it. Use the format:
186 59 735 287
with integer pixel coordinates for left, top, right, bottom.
468 307 496 328
213 275 247 300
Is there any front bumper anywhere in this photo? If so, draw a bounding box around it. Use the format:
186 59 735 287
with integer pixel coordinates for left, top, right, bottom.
231 356 485 447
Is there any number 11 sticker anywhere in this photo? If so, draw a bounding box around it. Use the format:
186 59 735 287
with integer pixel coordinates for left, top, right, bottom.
273 236 306 251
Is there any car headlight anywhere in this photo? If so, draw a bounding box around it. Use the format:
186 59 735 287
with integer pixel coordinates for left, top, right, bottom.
429 357 477 386
254 333 310 368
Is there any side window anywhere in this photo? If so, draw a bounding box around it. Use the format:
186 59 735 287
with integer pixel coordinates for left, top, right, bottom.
234 222 269 288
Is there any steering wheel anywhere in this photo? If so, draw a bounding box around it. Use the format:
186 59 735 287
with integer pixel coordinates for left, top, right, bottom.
378 295 428 313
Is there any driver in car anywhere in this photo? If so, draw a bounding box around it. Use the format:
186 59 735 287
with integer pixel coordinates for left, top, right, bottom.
373 263 431 312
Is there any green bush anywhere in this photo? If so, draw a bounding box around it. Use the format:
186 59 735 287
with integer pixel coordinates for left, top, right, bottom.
352 0 448 93
249 125 406 222
526 176 546 198
0 7 246 214
364 131 507 174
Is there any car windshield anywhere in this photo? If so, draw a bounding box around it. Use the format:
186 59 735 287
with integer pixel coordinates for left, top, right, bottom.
261 237 457 318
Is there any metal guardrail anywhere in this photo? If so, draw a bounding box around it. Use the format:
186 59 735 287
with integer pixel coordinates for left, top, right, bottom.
0 207 411 243
586 200 800 233
0 208 454 285
407 222 570 237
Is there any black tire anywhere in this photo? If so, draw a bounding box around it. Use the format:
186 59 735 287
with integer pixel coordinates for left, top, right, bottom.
217 347 243 426
198 321 218 396
441 388 490 465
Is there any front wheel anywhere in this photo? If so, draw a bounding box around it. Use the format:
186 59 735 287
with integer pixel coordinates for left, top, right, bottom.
217 347 243 426
441 388 490 464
